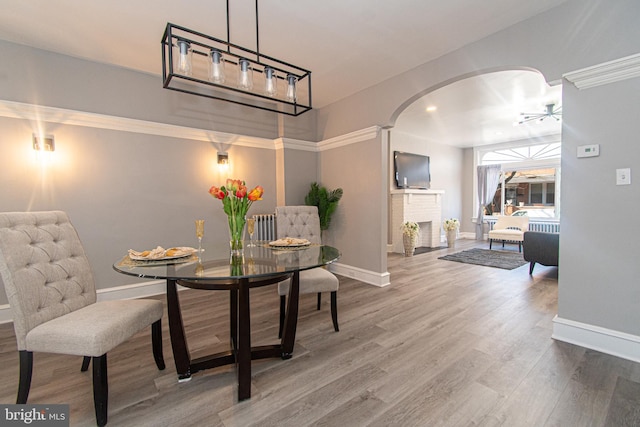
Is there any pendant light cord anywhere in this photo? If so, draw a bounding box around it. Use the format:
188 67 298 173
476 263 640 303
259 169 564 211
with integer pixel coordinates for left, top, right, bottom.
225 0 260 59
255 0 260 60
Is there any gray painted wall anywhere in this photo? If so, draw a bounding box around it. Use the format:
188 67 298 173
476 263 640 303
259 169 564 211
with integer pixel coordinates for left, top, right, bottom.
282 148 318 205
0 115 278 305
319 134 387 274
559 77 640 336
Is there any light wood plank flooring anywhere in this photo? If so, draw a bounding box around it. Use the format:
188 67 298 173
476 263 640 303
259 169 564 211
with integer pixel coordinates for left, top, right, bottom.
1 239 639 426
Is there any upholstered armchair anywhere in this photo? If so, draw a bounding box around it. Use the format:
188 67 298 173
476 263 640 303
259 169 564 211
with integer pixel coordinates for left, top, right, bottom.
0 211 164 427
523 231 560 274
488 215 529 252
274 206 339 337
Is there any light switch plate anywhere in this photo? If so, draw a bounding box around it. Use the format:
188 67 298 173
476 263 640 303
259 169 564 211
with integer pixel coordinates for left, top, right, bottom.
577 144 600 158
616 168 631 185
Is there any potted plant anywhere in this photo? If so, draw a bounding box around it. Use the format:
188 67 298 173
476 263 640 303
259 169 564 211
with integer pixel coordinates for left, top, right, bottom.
401 221 420 256
304 182 343 233
443 218 460 248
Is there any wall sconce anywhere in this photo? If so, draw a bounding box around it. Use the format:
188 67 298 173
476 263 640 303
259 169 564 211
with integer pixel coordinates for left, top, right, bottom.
217 152 229 165
33 134 55 152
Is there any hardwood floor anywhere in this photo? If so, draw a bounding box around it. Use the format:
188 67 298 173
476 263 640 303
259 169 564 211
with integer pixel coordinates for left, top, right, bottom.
1 239 639 426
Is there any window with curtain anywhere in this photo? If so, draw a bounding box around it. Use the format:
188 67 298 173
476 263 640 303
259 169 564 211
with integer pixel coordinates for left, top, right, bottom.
476 141 561 219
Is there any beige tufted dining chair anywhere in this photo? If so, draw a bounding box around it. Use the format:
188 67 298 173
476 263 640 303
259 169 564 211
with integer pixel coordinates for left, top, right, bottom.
275 206 339 337
0 211 164 427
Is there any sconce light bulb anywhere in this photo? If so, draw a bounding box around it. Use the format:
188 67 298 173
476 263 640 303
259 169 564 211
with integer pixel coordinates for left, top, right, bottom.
217 152 229 166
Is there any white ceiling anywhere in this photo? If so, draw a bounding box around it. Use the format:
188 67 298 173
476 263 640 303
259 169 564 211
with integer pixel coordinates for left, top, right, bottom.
395 70 563 148
0 0 567 146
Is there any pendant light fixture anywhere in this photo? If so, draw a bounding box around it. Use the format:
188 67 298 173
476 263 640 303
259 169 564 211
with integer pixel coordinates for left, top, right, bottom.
161 0 312 116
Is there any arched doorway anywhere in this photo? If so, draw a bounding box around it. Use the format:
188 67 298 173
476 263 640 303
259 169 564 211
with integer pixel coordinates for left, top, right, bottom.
386 69 562 251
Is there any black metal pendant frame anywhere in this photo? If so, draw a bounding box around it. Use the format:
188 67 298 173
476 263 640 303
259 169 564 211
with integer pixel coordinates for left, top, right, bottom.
162 21 312 116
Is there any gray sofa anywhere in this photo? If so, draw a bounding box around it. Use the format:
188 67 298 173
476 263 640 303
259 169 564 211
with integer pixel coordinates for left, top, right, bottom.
522 231 559 274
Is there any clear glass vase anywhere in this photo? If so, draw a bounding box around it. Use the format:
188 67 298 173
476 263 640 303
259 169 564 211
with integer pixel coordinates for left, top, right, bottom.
228 214 246 256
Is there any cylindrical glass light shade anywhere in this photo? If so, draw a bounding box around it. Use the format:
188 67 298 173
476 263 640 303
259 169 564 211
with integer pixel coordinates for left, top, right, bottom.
176 40 192 76
237 58 253 91
264 67 277 97
286 74 297 102
209 49 226 84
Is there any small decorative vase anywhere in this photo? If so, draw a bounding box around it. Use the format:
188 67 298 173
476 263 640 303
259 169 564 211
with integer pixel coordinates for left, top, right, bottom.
446 229 457 248
228 214 246 256
403 234 416 257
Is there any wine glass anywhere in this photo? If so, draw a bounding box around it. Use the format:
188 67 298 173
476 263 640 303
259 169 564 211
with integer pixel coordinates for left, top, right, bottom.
195 219 205 253
246 217 256 247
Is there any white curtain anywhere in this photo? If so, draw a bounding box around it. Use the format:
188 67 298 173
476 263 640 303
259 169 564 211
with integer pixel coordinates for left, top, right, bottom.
475 164 502 240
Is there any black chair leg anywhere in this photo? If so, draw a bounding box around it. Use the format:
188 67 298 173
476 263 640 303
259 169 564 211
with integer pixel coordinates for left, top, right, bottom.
17 350 33 404
317 293 322 310
330 291 339 332
502 240 505 248
489 239 492 250
92 354 108 427
278 295 286 338
81 356 91 372
519 242 522 253
151 319 165 370
529 262 536 275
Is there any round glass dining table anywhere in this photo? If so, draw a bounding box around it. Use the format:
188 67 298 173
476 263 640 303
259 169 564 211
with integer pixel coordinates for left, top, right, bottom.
113 243 340 401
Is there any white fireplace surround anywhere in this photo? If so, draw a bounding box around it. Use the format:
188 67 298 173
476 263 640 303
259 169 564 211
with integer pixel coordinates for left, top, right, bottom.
391 189 444 253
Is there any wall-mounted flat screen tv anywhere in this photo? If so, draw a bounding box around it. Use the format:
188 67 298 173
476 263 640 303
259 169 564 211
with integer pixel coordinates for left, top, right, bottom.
394 151 431 189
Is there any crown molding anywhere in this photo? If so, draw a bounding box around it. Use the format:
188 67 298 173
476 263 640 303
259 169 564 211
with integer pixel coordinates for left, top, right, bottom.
318 126 381 151
0 99 382 153
0 99 272 149
564 53 640 90
274 137 317 152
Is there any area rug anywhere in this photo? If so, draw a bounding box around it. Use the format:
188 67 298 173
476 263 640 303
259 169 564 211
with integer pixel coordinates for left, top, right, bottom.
438 248 527 270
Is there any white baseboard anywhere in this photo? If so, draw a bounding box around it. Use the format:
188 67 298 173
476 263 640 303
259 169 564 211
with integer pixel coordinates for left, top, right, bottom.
330 263 391 287
552 315 640 363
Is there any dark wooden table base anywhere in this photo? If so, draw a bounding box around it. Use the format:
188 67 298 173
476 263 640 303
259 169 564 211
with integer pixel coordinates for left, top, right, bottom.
166 271 299 400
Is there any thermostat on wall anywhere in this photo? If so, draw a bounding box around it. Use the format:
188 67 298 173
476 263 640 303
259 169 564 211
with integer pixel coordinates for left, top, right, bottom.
577 144 600 158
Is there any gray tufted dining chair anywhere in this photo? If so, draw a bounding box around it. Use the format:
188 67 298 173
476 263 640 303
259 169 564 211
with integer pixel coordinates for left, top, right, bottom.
274 206 339 337
0 211 164 427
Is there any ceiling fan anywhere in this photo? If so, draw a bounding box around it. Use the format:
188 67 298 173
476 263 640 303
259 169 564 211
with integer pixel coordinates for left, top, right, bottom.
518 103 562 124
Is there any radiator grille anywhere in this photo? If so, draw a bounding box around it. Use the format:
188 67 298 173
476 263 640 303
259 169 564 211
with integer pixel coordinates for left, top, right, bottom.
252 214 275 241
528 221 560 233
487 218 560 233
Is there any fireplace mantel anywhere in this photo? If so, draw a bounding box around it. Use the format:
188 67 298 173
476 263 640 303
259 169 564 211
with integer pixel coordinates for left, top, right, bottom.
391 189 444 253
